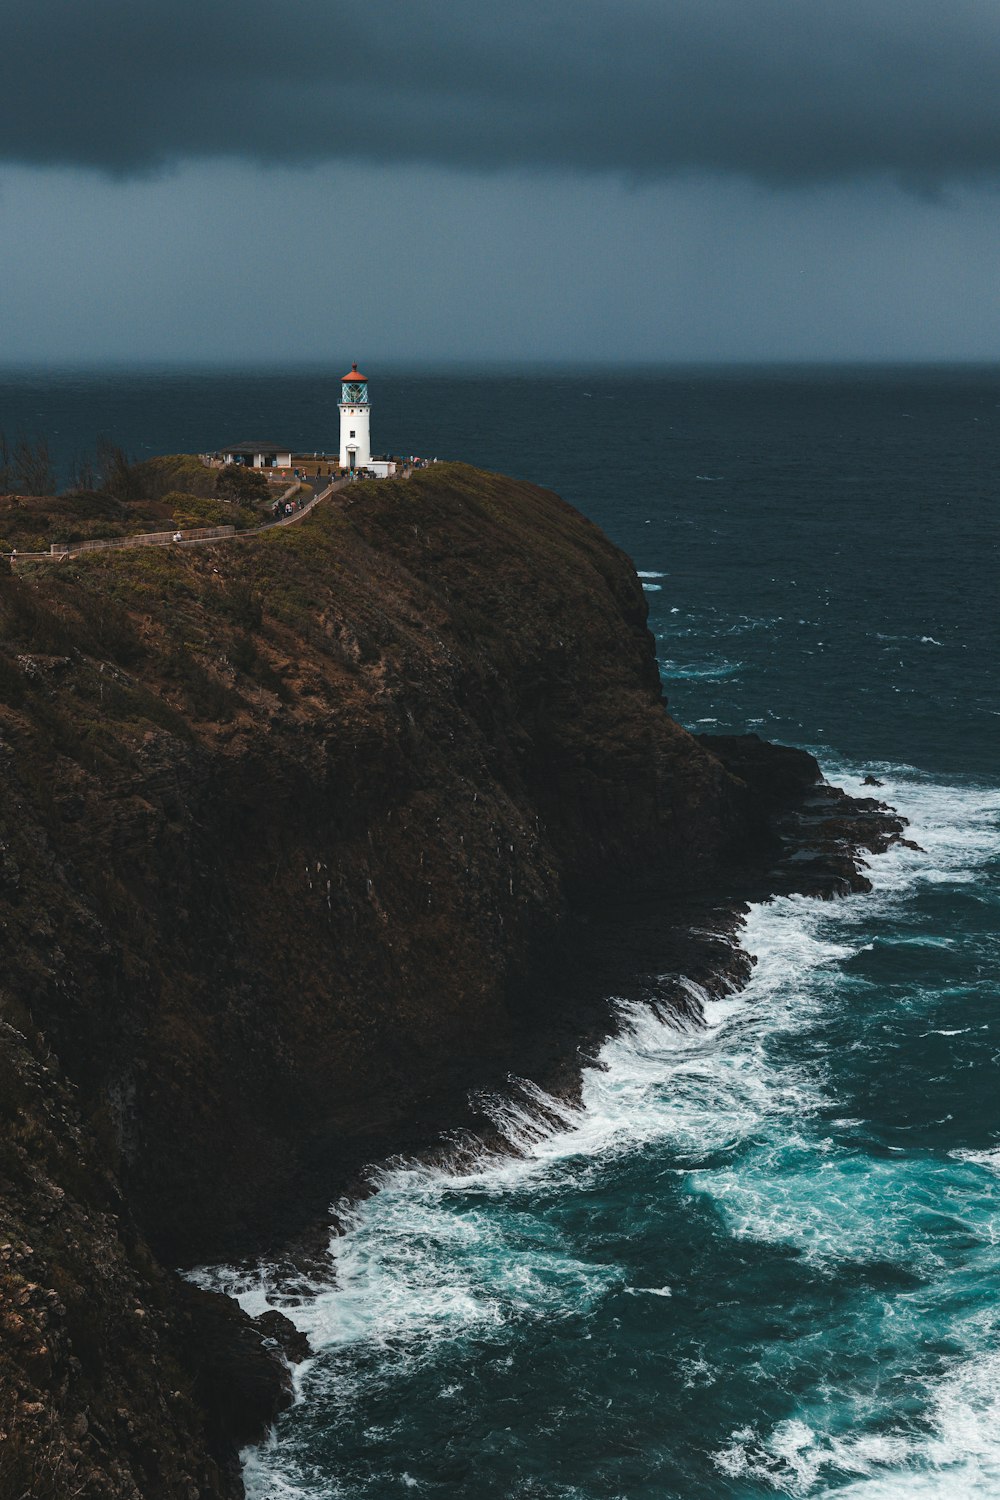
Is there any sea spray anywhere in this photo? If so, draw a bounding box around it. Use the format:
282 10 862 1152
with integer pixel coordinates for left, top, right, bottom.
196 766 1000 1499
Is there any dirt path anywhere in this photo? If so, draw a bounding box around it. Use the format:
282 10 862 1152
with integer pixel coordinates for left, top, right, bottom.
8 476 353 566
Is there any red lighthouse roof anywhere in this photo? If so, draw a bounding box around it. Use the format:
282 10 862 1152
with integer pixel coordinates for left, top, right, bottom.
341 363 367 382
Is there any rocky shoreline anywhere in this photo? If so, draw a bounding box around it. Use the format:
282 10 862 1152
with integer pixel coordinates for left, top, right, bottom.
239 733 909 1290
0 464 905 1497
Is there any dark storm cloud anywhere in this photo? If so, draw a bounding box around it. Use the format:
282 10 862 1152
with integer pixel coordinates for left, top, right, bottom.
5 0 1000 184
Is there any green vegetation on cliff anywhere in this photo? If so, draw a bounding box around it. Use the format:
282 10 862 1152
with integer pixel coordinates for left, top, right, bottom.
0 452 257 553
0 464 790 1497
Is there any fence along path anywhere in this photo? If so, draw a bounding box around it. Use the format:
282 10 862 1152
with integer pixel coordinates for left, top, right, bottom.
7 476 353 566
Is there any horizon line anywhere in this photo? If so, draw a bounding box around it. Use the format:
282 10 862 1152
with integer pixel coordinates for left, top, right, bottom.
3 355 1000 375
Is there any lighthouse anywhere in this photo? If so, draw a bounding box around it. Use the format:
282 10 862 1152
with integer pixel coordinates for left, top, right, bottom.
339 363 371 472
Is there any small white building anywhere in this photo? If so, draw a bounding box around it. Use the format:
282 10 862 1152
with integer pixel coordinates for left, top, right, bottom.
339 364 372 472
221 442 293 469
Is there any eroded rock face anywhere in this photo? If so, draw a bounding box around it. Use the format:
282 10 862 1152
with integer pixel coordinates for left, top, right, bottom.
0 465 903 1494
0 1020 238 1500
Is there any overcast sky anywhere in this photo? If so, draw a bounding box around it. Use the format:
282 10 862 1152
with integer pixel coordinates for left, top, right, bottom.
2 0 999 363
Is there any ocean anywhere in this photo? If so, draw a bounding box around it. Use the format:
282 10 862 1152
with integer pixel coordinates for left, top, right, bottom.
3 364 999 1497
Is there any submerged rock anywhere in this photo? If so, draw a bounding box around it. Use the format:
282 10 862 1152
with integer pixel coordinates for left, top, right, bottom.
253 1309 312 1365
175 1285 294 1448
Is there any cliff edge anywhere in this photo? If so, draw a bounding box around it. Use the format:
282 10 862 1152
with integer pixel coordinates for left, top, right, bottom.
0 465 902 1496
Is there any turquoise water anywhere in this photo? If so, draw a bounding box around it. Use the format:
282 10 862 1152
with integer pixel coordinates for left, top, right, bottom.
216 769 1000 1499
3 365 998 1496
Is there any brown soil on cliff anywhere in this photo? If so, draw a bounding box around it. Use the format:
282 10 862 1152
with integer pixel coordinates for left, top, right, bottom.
0 464 904 1497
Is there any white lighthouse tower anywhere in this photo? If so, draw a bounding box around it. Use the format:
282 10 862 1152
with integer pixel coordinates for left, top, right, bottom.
339 363 371 473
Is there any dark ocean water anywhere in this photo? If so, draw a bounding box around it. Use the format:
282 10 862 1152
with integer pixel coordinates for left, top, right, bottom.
4 366 999 1498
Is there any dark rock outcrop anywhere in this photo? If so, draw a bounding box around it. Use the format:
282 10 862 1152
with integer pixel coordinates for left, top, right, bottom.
0 464 904 1496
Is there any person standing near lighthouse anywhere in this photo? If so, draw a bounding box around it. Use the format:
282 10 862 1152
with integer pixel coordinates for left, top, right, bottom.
339 364 372 473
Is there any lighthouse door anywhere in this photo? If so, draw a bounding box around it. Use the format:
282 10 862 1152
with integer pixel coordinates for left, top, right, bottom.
348 449 357 472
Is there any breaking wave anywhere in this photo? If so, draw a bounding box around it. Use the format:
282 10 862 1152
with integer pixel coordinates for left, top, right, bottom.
199 766 1000 1499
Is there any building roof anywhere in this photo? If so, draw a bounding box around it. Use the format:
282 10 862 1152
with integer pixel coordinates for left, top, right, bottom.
341 364 368 383
221 442 290 454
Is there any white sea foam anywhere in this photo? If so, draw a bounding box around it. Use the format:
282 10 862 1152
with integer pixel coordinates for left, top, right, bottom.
725 614 780 636
208 761 1000 1499
951 1145 1000 1175
688 768 1000 1261
636 570 666 578
641 582 662 591
824 766 1000 909
717 1348 1000 1498
215 936 837 1383
221 817 882 1351
660 657 744 680
696 1140 999 1270
696 766 1000 1495
241 1447 327 1500
715 1417 913 1493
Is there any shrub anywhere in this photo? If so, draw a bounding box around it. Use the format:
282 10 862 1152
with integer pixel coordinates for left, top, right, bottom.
219 581 263 629
0 582 78 654
216 464 270 507
162 647 240 723
169 494 253 532
0 650 25 704
229 633 257 673
134 453 218 500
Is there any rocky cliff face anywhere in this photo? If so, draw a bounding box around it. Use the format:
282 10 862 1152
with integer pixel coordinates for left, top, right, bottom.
0 465 903 1496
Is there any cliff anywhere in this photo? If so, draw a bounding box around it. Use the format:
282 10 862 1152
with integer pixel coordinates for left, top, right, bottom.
0 465 903 1497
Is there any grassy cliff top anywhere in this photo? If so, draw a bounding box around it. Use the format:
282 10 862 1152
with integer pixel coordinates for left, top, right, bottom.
1 463 661 757
0 453 260 550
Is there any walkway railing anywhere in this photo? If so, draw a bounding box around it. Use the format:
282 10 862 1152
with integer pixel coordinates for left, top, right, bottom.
46 524 237 558
8 475 353 566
